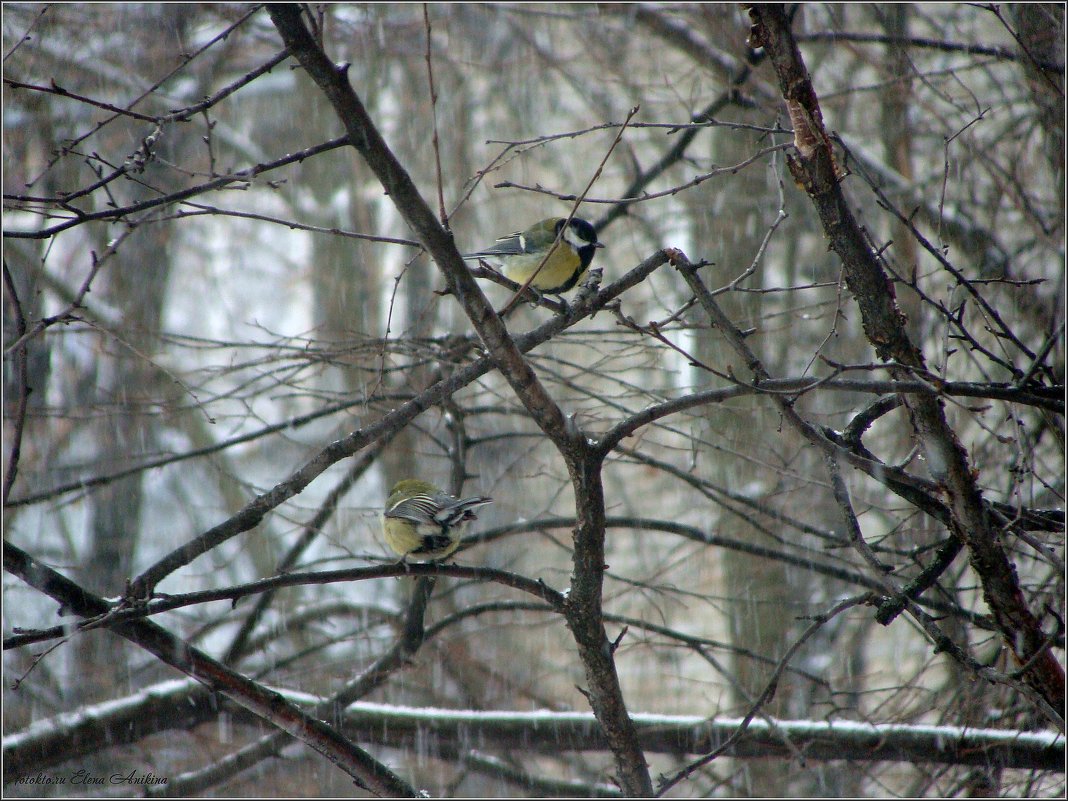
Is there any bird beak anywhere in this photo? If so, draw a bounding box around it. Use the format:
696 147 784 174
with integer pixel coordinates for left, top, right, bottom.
593 241 605 248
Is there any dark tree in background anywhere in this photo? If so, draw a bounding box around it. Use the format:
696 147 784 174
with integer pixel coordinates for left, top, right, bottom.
3 4 1063 798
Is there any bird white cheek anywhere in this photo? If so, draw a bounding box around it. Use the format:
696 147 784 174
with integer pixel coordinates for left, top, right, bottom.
563 228 585 249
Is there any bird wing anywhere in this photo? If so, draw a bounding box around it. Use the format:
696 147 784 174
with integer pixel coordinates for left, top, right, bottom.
384 493 440 525
465 230 529 259
385 493 492 527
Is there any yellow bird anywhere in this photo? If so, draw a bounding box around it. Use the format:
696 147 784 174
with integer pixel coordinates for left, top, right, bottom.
381 479 492 562
464 217 604 295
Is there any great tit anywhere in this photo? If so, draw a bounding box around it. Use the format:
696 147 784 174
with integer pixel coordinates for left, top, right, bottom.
381 479 493 562
464 217 605 295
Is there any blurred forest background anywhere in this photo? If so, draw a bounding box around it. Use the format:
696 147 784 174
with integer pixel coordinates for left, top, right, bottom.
3 3 1064 798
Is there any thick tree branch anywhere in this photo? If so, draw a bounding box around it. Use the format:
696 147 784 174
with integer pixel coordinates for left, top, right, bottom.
746 3 1064 715
674 248 1062 727
266 4 572 449
9 683 1063 779
269 6 655 793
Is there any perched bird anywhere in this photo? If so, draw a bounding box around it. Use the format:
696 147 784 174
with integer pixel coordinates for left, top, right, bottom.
381 479 493 562
464 217 604 295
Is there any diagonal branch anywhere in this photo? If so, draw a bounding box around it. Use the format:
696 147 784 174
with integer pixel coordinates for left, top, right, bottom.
744 3 1064 715
266 6 656 793
3 541 417 797
673 247 1062 727
267 4 572 449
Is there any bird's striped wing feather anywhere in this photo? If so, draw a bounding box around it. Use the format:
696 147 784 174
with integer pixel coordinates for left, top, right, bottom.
466 231 529 258
385 493 492 527
384 493 440 524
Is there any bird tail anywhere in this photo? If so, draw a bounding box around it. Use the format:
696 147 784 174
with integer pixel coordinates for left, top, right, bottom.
436 496 492 527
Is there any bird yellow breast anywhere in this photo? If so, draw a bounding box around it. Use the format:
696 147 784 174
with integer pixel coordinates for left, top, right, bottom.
501 244 584 291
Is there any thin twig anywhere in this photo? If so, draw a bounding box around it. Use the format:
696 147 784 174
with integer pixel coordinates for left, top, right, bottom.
496 142 792 206
423 4 448 226
656 594 871 795
24 5 265 188
4 227 134 356
2 262 29 504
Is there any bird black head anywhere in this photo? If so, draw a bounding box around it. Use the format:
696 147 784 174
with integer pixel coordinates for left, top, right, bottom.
558 217 599 248
558 217 604 270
